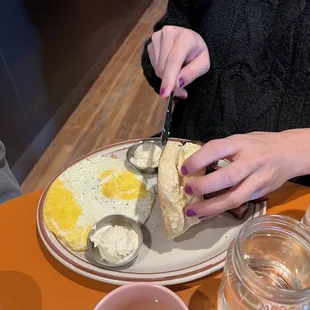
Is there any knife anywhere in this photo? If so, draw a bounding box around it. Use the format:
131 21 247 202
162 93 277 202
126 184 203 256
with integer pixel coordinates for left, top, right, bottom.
160 91 175 146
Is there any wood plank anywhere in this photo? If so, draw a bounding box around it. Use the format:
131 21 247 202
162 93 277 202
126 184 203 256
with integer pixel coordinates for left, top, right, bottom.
22 0 167 193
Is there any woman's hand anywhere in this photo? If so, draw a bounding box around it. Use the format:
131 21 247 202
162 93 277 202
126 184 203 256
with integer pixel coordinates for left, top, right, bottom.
181 130 310 219
147 25 210 99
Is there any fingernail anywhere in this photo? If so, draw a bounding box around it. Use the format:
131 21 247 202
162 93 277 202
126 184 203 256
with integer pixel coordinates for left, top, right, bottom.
184 185 193 195
186 209 197 217
160 88 166 96
178 77 185 88
181 166 188 175
179 95 187 99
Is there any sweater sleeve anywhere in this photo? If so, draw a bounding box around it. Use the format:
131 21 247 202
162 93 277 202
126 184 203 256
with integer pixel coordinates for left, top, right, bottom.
141 0 196 93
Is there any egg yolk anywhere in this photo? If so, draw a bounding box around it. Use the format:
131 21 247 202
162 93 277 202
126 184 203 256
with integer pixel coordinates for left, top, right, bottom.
102 171 147 200
100 170 113 178
65 225 92 249
44 179 82 232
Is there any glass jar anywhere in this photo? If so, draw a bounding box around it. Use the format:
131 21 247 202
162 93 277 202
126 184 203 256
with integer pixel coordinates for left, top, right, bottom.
218 215 310 310
302 205 310 228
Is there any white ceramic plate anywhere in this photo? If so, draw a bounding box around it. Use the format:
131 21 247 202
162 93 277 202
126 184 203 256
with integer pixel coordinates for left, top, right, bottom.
37 138 266 286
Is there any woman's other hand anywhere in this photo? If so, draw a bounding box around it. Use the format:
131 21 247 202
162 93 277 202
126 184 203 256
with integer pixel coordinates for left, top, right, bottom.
181 130 310 219
147 25 210 99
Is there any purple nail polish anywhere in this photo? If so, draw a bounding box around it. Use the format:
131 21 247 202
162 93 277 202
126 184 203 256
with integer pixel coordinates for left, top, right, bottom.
178 77 185 88
186 209 197 217
181 166 188 176
160 88 166 96
184 185 193 195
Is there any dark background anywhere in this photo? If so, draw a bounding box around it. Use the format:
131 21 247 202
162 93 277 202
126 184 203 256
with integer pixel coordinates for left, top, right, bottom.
0 0 151 182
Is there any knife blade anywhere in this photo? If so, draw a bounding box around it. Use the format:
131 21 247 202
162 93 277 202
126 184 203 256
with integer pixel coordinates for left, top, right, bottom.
161 91 174 146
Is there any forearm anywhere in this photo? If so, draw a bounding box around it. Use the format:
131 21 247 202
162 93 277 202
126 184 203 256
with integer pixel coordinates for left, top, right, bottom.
282 128 310 178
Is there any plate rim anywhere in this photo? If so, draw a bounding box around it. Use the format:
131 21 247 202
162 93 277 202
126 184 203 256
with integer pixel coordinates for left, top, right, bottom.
37 138 266 285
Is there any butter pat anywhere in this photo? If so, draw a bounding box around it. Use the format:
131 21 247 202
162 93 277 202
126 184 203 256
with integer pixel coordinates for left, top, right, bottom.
131 143 162 168
90 225 139 264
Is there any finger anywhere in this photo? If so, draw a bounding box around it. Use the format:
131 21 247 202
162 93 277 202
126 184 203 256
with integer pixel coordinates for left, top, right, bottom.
182 138 240 176
147 43 156 72
177 49 210 88
160 35 194 97
185 175 260 218
174 88 188 99
157 27 176 78
151 31 161 74
185 161 254 196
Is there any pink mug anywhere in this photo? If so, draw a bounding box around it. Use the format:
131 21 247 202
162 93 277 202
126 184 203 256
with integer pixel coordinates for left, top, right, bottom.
94 283 188 310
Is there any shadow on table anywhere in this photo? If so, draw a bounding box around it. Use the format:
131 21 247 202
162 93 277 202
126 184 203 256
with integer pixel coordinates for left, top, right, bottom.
188 278 221 310
278 209 305 221
36 232 117 293
0 271 42 310
168 270 222 309
268 183 310 209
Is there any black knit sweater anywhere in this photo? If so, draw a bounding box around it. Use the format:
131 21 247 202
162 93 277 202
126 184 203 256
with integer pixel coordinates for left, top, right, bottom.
142 0 310 142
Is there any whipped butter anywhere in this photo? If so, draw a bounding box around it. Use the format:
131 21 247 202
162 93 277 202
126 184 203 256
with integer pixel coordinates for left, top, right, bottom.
90 225 139 264
131 143 162 168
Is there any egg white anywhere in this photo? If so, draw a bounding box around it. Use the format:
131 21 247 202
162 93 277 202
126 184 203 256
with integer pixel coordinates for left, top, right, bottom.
57 156 154 226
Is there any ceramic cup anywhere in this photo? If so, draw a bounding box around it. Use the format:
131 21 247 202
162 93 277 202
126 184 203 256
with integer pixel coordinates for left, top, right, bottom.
94 283 188 310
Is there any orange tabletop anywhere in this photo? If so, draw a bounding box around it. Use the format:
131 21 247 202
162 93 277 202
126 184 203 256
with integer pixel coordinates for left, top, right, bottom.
0 182 309 310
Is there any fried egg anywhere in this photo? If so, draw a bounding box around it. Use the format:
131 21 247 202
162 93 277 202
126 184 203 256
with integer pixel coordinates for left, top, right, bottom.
43 157 155 251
